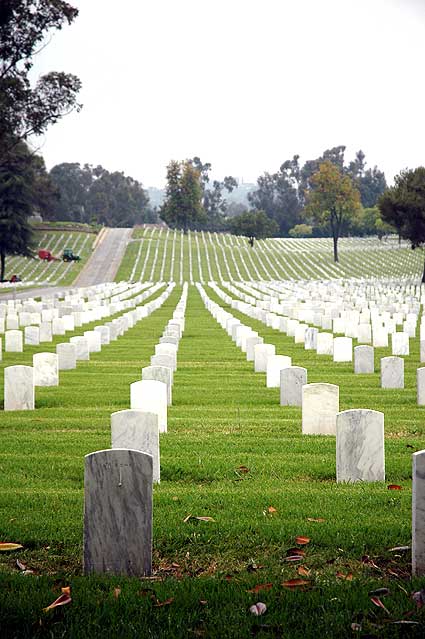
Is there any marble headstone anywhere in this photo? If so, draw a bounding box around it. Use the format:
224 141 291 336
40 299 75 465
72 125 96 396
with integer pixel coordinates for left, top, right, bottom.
111 409 160 483
336 409 385 482
142 365 173 405
333 337 352 363
354 345 374 374
33 352 59 386
83 449 153 576
302 383 339 435
266 355 292 388
254 343 276 373
280 366 307 407
5 329 23 353
381 356 404 389
130 379 167 433
412 450 425 576
56 343 77 370
4 365 34 410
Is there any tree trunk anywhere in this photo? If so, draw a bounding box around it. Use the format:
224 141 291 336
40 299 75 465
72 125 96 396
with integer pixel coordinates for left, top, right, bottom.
332 234 338 262
0 250 5 282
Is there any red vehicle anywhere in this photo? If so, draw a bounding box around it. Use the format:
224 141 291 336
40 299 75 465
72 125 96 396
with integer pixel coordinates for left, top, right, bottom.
38 249 59 262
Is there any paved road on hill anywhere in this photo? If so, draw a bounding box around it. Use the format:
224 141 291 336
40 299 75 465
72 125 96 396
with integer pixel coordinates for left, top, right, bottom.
0 227 132 300
73 227 132 287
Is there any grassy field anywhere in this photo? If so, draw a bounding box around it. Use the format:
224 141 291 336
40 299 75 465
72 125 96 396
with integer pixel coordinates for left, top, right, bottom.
1 283 425 638
1 226 97 289
116 228 424 283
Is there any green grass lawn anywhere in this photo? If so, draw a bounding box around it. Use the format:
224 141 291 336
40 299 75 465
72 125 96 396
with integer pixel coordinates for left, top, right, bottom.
1 284 425 637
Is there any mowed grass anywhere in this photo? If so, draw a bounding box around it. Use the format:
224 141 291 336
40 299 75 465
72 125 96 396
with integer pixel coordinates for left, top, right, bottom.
1 285 425 637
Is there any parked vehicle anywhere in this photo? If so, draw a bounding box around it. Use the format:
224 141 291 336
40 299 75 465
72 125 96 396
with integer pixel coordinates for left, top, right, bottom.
38 249 59 261
62 248 81 262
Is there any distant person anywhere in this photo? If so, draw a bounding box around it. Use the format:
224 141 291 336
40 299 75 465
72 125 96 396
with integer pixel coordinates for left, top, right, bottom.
248 236 254 248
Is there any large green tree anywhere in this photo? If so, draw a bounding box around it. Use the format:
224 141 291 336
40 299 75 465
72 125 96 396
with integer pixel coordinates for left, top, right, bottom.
160 160 205 233
190 157 237 230
0 142 37 281
304 161 361 262
229 210 279 246
378 167 425 281
0 0 82 159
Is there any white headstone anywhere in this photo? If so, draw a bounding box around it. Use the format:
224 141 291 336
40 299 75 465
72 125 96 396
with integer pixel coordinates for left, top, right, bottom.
56 343 77 370
70 336 90 361
412 450 425 576
417 368 425 405
130 379 167 433
316 332 333 355
5 329 22 352
24 326 39 346
336 409 385 482
392 332 409 356
142 365 173 405
302 383 339 435
111 410 160 483
333 337 352 362
266 355 292 388
33 352 59 386
381 356 404 389
4 365 34 410
280 366 307 407
254 343 276 373
354 345 374 374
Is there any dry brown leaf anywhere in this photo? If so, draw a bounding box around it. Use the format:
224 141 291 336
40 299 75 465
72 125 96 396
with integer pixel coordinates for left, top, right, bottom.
154 597 174 608
268 506 277 514
306 517 325 523
387 484 402 490
295 536 310 545
336 571 353 581
199 600 208 606
0 543 23 552
287 547 305 556
297 566 311 577
61 587 71 596
282 578 311 589
183 514 192 523
236 465 250 474
113 587 121 599
43 592 72 612
370 596 390 615
195 516 215 522
246 583 273 594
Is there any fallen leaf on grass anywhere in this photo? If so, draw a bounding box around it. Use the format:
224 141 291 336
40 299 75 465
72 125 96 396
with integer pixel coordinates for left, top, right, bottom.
306 517 325 523
236 465 250 474
199 600 208 606
370 596 390 615
282 579 311 589
183 515 215 523
391 620 420 625
0 543 23 552
369 588 389 597
154 597 174 608
295 536 310 545
16 558 33 574
297 566 311 577
249 602 267 616
284 555 304 562
43 589 72 612
287 548 305 557
247 583 273 594
388 545 410 552
336 572 353 581
351 622 362 631
267 506 277 514
113 587 121 599
387 484 402 490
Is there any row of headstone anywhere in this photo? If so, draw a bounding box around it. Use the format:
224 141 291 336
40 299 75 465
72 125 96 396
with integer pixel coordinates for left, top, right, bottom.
83 284 189 577
2 284 176 410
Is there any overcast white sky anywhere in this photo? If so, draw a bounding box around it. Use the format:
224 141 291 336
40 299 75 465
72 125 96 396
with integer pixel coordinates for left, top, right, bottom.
30 0 425 188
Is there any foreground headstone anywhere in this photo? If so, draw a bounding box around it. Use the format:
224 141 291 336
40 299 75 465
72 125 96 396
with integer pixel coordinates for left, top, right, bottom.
392 332 409 356
33 353 59 386
302 383 339 435
266 355 291 388
4 365 34 410
316 332 333 355
336 409 385 482
417 368 425 406
412 450 425 576
111 410 160 483
381 356 404 389
83 449 153 576
280 366 307 407
354 345 374 374
130 379 167 433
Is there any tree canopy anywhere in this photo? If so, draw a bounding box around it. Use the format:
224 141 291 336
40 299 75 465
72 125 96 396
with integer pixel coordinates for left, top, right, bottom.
48 162 154 226
160 160 205 233
304 161 361 262
0 0 81 159
229 210 279 246
378 167 425 280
